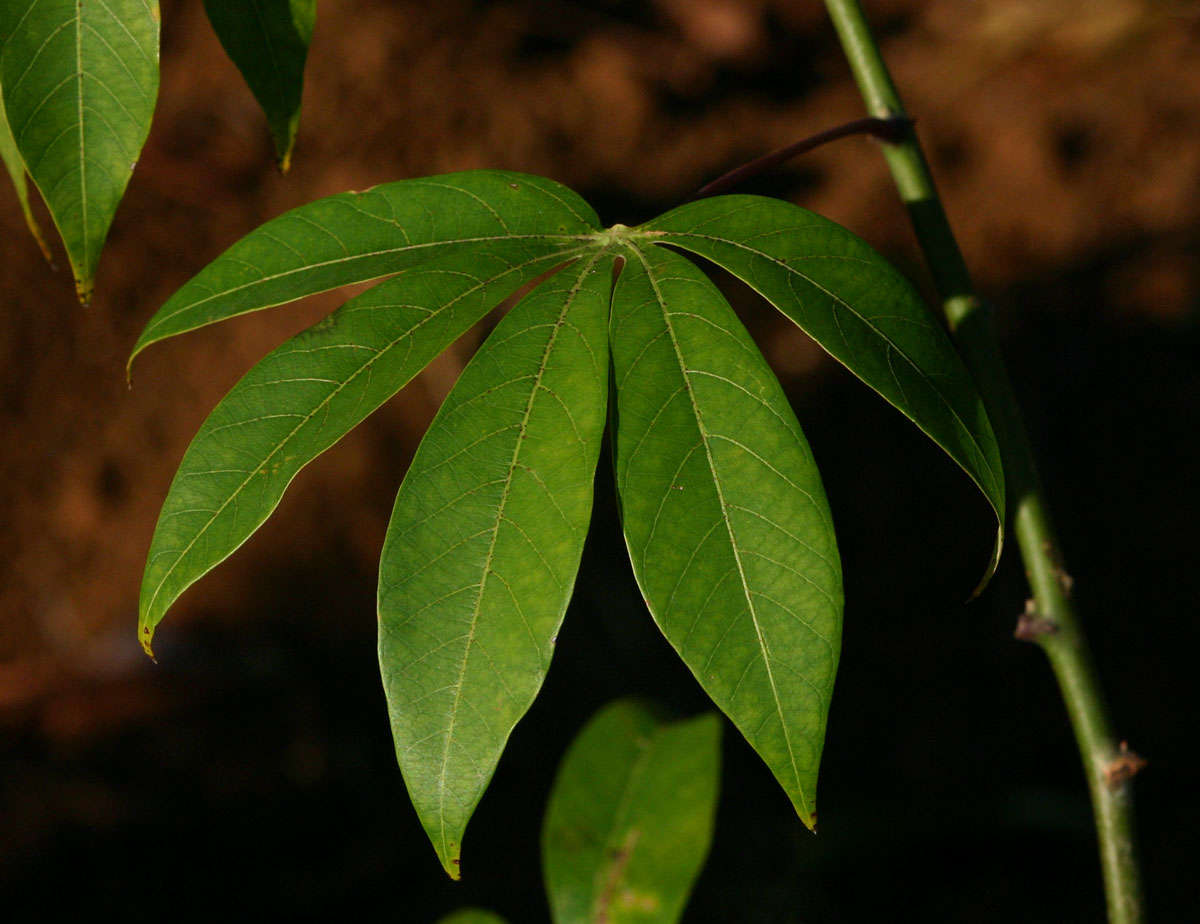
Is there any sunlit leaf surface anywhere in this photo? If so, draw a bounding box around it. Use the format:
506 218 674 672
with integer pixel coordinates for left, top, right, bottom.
130 171 600 365
611 243 841 826
378 253 614 878
645 196 1004 587
138 242 585 655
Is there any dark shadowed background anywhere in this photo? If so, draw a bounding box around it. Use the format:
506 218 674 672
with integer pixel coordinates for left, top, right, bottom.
2 1 1197 920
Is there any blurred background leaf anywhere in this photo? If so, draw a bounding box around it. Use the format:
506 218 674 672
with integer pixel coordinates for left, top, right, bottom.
542 700 721 924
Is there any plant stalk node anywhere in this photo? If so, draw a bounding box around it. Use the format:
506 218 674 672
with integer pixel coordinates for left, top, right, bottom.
1014 599 1059 641
1103 742 1147 789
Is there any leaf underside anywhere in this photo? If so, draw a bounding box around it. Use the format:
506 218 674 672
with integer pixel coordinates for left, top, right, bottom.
610 243 841 826
378 252 614 878
542 700 721 924
203 0 315 170
0 0 159 302
135 170 1005 876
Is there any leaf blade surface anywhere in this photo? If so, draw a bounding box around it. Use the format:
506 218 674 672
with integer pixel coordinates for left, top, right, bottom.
138 240 583 653
610 243 841 826
542 700 721 924
0 0 159 301
202 0 314 169
130 170 600 365
378 252 614 878
644 196 1004 585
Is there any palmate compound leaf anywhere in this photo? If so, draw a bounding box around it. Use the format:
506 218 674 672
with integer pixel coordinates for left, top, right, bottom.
610 242 841 828
378 251 614 879
644 196 1005 589
138 240 591 656
0 0 159 303
542 700 721 924
203 0 315 171
136 169 1007 881
129 171 601 368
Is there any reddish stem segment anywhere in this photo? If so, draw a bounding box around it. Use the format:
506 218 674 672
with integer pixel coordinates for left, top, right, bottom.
693 115 911 199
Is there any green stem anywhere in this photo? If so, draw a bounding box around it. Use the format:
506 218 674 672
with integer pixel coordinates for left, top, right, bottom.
822 2 1145 922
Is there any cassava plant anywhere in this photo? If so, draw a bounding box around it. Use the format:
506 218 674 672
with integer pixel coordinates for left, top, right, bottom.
0 1 1145 920
126 165 1004 877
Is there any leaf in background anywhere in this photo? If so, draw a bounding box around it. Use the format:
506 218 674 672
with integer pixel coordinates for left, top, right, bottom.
203 0 315 171
139 240 585 655
542 700 721 924
0 79 51 262
610 243 841 827
436 911 510 924
644 196 1005 589
379 252 613 879
0 0 159 303
130 171 600 368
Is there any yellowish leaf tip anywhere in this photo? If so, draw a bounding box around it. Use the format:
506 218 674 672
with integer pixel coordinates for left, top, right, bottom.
140 623 157 662
74 275 93 307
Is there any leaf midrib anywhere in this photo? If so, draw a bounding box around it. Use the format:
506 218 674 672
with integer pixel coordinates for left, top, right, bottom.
626 242 809 817
74 1 88 276
141 244 589 631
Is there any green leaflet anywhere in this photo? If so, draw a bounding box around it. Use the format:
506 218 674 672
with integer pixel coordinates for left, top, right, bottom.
0 0 159 303
129 171 600 368
203 0 315 170
378 253 614 879
0 78 51 261
138 240 585 655
436 912 510 924
644 196 1005 589
610 243 842 827
542 700 721 924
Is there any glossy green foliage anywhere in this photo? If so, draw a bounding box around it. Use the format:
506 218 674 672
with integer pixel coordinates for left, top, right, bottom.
203 0 315 170
136 169 1003 876
138 244 585 655
0 0 159 302
379 254 614 877
610 245 840 826
542 701 721 924
646 197 1005 582
130 172 598 365
0 79 50 260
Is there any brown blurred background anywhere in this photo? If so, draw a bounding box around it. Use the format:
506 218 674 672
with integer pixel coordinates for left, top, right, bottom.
2 1 1198 920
